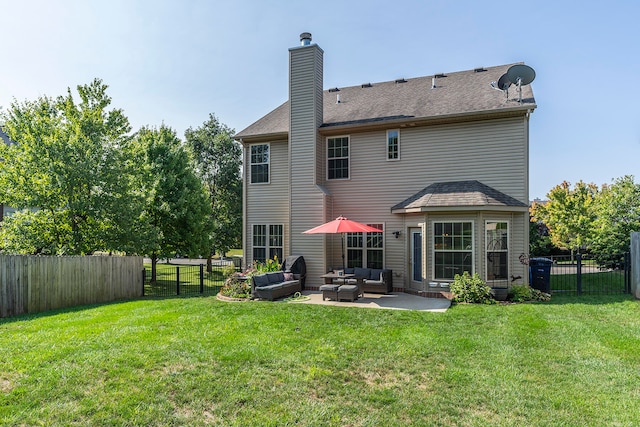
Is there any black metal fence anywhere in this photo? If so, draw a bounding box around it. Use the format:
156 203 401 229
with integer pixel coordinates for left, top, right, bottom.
530 253 631 295
143 260 241 297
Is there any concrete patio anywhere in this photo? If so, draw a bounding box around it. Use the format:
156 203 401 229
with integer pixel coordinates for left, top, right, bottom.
290 291 451 312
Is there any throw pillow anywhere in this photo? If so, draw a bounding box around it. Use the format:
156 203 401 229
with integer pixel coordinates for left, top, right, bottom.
354 267 369 278
284 272 294 281
253 274 269 287
370 269 383 281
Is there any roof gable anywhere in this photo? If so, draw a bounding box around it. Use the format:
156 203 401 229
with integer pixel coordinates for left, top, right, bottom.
236 63 536 139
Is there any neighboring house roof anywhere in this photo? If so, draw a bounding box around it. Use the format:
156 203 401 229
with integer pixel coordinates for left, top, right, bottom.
0 128 15 146
391 180 529 213
235 63 536 139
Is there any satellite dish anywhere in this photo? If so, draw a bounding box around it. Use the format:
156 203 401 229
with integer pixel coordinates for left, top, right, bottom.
506 64 536 103
497 74 512 91
507 64 536 86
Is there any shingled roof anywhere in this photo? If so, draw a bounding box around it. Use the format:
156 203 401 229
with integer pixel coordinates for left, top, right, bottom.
0 128 16 146
391 180 528 213
235 63 536 139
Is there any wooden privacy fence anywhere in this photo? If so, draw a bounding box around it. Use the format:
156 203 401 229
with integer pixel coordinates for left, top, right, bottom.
0 255 143 318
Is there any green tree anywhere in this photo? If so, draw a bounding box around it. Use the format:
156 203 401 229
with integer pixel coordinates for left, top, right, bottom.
532 180 598 254
529 219 554 256
133 125 212 281
591 175 640 267
0 79 144 254
184 114 242 272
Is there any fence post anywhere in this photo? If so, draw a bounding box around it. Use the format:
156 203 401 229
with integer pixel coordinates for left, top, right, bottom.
142 269 146 296
576 253 582 295
176 266 180 296
632 233 640 299
625 252 631 294
200 264 204 294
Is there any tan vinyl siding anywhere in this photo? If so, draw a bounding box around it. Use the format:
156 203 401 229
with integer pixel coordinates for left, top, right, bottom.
289 44 327 286
245 140 290 267
511 212 529 284
321 117 528 288
326 117 527 206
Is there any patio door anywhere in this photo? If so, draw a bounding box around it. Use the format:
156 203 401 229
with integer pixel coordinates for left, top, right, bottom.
410 228 423 284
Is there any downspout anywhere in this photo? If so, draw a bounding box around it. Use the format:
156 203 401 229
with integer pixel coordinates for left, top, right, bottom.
240 138 247 271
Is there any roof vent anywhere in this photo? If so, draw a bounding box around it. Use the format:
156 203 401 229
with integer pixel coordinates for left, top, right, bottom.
434 73 446 78
328 87 340 92
474 67 487 73
300 32 312 46
395 78 407 84
361 83 372 88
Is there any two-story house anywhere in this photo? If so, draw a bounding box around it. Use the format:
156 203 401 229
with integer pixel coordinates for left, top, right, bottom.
0 128 17 222
235 33 536 294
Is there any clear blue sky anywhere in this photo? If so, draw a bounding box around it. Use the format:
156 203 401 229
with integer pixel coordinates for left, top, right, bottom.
1 0 639 200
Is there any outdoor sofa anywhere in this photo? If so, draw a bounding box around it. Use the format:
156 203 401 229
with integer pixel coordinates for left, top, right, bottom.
251 271 301 301
337 267 393 294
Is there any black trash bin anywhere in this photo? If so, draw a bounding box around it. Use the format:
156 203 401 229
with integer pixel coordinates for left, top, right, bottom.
529 258 553 293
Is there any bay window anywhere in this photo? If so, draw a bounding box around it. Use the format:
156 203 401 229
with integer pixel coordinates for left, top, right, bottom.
486 221 508 281
433 221 473 280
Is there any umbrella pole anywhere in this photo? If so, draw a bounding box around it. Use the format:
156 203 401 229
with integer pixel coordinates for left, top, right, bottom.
341 233 345 270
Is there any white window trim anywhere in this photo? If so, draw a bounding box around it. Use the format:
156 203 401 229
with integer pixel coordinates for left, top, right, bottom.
326 135 350 180
485 220 510 282
346 223 385 269
386 129 400 161
249 143 270 185
431 220 474 281
251 223 284 263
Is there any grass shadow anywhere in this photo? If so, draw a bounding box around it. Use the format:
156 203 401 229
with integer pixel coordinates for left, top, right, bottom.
544 293 636 306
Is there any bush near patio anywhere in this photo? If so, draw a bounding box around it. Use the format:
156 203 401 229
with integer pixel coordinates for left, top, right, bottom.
450 271 496 304
219 273 252 299
508 284 551 302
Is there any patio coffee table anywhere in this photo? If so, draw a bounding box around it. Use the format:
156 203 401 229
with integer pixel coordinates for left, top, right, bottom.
320 272 355 284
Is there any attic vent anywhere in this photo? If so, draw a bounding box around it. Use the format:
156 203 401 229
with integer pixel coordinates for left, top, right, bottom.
434 73 447 78
395 78 407 84
361 83 372 88
328 87 340 92
474 67 487 73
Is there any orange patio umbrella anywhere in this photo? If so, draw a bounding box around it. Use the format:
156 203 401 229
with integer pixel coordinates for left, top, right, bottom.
303 216 383 269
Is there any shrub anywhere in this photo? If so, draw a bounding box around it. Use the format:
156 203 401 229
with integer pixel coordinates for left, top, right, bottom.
450 272 495 304
252 256 281 274
220 274 252 299
508 284 551 302
222 263 237 279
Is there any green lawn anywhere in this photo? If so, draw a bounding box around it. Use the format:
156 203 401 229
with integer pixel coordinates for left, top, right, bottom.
551 270 626 294
1 295 639 426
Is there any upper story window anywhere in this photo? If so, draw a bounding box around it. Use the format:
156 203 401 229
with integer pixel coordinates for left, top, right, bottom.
387 130 399 161
327 136 349 180
250 144 269 184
